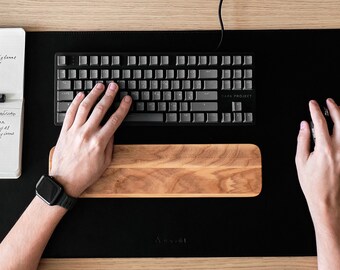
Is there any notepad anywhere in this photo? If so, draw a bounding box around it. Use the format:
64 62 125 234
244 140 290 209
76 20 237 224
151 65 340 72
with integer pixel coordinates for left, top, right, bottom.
0 28 25 179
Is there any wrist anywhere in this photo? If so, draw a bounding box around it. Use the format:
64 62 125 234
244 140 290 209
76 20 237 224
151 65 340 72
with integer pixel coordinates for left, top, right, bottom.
35 175 78 210
48 173 82 198
311 208 340 239
33 195 68 214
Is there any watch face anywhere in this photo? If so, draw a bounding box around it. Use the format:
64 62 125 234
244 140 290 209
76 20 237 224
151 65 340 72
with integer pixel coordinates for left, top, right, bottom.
36 176 62 205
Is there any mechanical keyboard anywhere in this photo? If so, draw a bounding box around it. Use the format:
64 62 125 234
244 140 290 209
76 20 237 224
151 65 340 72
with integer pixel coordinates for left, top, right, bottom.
54 52 255 126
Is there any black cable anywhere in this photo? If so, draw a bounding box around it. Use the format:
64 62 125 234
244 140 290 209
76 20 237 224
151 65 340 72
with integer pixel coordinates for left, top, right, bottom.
216 0 224 51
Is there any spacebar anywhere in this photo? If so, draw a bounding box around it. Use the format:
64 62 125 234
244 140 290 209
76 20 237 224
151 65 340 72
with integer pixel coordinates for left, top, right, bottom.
124 113 164 122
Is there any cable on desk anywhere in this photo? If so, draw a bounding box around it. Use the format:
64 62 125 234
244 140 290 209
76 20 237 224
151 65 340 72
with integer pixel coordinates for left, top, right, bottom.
216 0 224 51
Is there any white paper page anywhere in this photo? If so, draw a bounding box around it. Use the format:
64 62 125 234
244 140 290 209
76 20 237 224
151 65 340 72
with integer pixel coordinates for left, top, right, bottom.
0 28 25 179
0 102 23 178
0 28 25 99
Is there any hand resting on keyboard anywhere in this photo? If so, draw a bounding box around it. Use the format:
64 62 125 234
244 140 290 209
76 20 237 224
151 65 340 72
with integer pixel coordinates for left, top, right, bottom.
50 82 132 197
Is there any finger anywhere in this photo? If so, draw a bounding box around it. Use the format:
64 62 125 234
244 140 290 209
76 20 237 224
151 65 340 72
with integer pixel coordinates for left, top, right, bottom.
73 83 106 126
86 82 118 129
309 100 331 146
98 95 132 145
61 92 85 132
295 121 311 168
326 98 340 139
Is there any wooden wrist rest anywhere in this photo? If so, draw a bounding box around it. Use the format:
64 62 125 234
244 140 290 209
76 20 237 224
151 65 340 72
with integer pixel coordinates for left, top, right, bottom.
49 144 262 198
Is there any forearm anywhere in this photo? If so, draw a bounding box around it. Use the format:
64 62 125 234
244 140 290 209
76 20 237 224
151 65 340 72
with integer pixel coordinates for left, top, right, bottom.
0 82 130 270
0 196 67 270
314 217 340 270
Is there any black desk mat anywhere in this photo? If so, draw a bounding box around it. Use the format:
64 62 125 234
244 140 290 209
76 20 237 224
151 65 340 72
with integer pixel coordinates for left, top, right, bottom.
1 29 339 257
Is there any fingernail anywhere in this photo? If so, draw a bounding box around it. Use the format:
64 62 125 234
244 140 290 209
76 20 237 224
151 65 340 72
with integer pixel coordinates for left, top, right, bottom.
300 121 307 130
124 95 131 103
109 82 117 91
327 98 334 104
96 83 104 90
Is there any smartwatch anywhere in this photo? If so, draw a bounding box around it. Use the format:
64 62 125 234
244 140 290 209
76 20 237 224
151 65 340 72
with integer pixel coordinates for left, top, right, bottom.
36 175 77 210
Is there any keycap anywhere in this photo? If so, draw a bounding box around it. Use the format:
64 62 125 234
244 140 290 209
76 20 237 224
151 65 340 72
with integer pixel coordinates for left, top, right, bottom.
57 56 66 66
196 91 218 101
57 102 71 112
79 56 88 66
90 56 98 66
199 70 218 79
57 80 71 90
57 91 74 101
190 102 218 111
124 113 164 122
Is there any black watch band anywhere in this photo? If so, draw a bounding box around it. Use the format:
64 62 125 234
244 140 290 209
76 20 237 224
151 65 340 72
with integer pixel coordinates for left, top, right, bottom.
36 175 77 210
58 190 78 209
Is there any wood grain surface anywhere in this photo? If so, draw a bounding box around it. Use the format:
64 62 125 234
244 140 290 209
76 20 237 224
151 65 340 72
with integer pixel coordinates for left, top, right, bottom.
38 257 317 270
1 0 340 31
49 144 262 198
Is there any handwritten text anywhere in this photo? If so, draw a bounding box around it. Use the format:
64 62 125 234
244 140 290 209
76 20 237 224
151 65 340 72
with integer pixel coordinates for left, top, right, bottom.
0 54 17 64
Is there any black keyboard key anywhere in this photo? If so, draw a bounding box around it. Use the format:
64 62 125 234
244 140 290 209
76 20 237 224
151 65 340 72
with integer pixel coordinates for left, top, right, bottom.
79 70 87 79
57 91 74 101
101 70 109 79
244 55 252 65
198 70 218 79
111 56 120 66
207 113 218 123
57 113 66 123
79 56 88 66
128 56 137 66
90 56 99 66
190 102 218 112
57 80 71 90
74 80 82 90
203 80 218 90
221 56 231 65
198 56 208 65
160 56 169 65
57 69 66 79
233 112 243 122
57 102 71 112
179 113 191 123
193 113 205 122
166 113 177 122
125 113 163 122
101 56 109 66
57 56 66 66
222 113 232 123
68 69 77 79
139 56 147 65
158 102 167 112
196 91 218 101
244 112 253 123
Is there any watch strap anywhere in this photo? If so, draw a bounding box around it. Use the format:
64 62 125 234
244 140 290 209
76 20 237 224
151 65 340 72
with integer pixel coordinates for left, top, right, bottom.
57 190 78 210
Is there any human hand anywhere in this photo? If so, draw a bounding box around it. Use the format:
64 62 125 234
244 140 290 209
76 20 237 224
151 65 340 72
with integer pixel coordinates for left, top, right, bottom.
295 98 340 232
49 82 131 197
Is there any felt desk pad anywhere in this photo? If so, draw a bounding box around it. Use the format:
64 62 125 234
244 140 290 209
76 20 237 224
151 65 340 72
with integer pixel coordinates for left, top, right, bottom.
1 29 339 258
